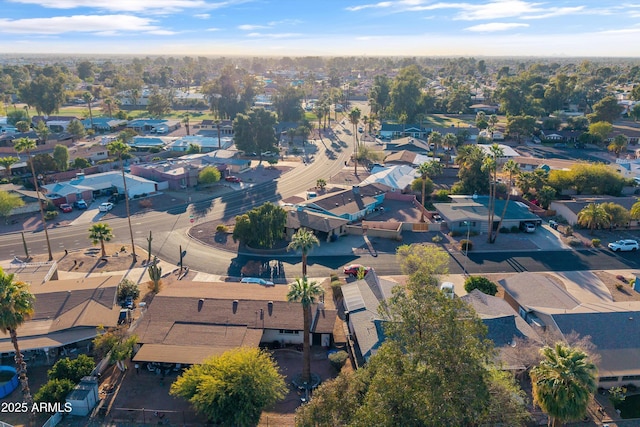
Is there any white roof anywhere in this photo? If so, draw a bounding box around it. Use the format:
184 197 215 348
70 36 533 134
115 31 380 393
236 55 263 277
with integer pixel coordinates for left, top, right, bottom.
477 144 520 158
360 164 416 190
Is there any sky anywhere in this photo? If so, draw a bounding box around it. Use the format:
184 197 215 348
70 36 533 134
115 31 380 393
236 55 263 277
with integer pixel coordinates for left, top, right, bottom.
1 0 640 57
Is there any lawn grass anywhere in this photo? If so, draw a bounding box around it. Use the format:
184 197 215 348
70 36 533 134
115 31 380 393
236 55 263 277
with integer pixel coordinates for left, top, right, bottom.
616 394 640 418
55 105 216 121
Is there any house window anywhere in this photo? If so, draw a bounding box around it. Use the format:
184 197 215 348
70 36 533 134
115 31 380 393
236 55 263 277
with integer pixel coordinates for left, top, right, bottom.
278 329 299 335
599 376 619 382
622 375 640 381
459 221 476 228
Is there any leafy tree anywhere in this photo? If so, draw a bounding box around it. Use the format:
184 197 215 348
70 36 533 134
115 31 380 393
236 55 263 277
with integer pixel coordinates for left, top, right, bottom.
537 185 557 209
83 92 94 130
506 115 536 142
232 202 286 249
548 163 625 196
0 267 36 405
411 177 434 201
287 277 324 383
369 75 391 120
287 228 319 277
530 343 597 427
577 203 610 234
588 121 613 144
452 145 489 195
274 86 304 122
566 116 590 130
33 378 75 405
52 144 69 171
77 61 94 81
588 95 623 123
396 243 449 279
185 143 201 154
146 91 171 117
19 71 66 116
88 222 114 257
93 327 137 371
15 120 30 133
67 119 86 140
464 275 498 296
631 200 640 220
35 120 50 144
0 156 19 177
198 166 221 185
71 157 91 169
390 65 423 123
48 354 95 384
117 278 140 301
232 108 278 158
107 140 137 262
601 202 630 227
30 153 58 175
170 347 286 426
608 134 628 158
7 109 29 125
0 190 25 222
630 103 640 123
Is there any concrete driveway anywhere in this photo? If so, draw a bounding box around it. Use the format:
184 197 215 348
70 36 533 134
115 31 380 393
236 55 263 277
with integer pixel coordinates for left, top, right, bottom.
553 271 613 303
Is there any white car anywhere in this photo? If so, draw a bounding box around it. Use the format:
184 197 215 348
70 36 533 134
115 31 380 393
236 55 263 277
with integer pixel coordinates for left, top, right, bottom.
98 202 114 212
240 277 275 286
608 239 639 252
523 222 536 233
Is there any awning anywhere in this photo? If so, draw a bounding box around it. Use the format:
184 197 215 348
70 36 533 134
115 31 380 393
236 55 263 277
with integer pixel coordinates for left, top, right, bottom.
0 328 98 353
133 344 230 365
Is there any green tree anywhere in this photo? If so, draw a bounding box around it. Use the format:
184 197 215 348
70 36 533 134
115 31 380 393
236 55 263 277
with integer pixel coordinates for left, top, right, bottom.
537 185 557 210
0 156 20 177
588 121 613 144
232 108 278 159
427 130 442 153
577 203 610 234
390 65 423 123
530 343 597 427
185 143 201 154
146 91 171 117
452 145 490 195
198 166 221 185
273 85 304 122
15 120 30 133
588 95 623 123
19 71 66 116
83 91 94 131
14 137 53 260
88 222 114 257
0 267 35 405
396 243 449 280
0 190 25 223
77 61 94 81
608 134 628 158
631 200 640 220
33 378 75 405
117 278 140 302
601 202 630 227
287 228 319 277
483 144 504 243
67 119 86 140
287 277 324 383
35 120 50 145
48 354 95 384
170 347 286 426
506 115 536 142
411 177 434 202
631 103 640 122
464 275 498 295
71 157 91 169
232 202 287 249
52 144 69 171
107 140 137 262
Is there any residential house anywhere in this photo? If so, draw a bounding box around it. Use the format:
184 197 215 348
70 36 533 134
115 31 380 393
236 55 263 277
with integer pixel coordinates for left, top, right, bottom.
469 104 499 114
300 183 388 222
167 135 233 152
284 206 349 242
127 118 181 135
132 281 336 365
550 196 639 227
68 144 109 164
379 123 427 140
342 271 399 364
193 119 233 137
384 150 435 167
0 184 43 215
515 157 576 172
435 195 541 234
32 116 79 133
128 136 168 151
129 161 200 190
81 117 127 133
384 137 431 154
360 165 417 192
42 171 158 203
476 143 520 162
540 129 583 143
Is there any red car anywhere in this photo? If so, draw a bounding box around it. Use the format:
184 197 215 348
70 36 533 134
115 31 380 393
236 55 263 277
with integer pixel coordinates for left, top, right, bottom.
225 176 241 183
59 203 73 213
343 264 373 276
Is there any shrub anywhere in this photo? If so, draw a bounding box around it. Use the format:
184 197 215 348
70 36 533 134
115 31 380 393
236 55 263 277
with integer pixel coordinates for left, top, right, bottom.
433 189 450 202
510 226 520 233
591 238 601 247
329 273 339 282
328 350 349 372
449 230 462 237
216 224 228 233
0 178 9 184
460 239 472 251
44 210 59 220
568 238 583 247
48 354 95 383
152 157 161 161
432 235 443 243
565 225 573 236
139 199 152 209
616 283 624 291
499 227 510 234
117 278 140 301
148 146 162 153
464 276 498 296
330 280 343 300
34 378 75 405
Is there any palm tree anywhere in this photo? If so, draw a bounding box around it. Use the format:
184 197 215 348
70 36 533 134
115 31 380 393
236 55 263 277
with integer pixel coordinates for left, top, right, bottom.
104 97 114 118
89 222 114 257
14 137 53 261
287 228 319 277
482 144 504 243
182 113 190 136
417 161 443 221
130 88 140 107
577 203 610 234
530 343 597 427
314 104 324 135
494 159 520 242
287 277 324 383
215 119 222 149
631 200 640 220
348 107 361 174
83 92 95 132
428 130 443 153
107 140 137 262
0 268 35 406
0 156 19 178
608 134 628 158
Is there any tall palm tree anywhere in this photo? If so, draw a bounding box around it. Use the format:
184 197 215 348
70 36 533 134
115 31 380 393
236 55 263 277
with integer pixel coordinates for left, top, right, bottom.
483 144 504 243
428 130 443 153
530 343 597 427
130 88 140 107
348 107 361 175
287 228 320 277
577 203 610 234
107 140 137 262
0 156 19 178
493 159 520 242
104 97 114 118
83 92 95 132
417 161 442 222
0 267 35 405
88 222 114 257
215 119 222 149
182 113 190 136
14 137 53 261
287 277 324 383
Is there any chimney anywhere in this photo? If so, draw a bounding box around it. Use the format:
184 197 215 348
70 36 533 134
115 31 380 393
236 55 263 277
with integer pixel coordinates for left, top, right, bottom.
352 185 360 195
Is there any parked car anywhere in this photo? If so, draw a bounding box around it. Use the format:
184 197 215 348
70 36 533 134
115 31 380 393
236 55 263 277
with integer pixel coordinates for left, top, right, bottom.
73 200 88 209
225 176 242 183
59 203 72 213
108 193 125 204
343 264 373 276
240 277 275 286
99 202 114 212
608 239 639 252
523 222 536 233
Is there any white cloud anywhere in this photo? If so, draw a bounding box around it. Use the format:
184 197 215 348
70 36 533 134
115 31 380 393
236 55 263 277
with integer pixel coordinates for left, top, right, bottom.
0 15 164 34
206 27 221 31
346 1 393 12
465 22 529 32
238 24 267 30
7 0 250 13
194 13 210 19
246 32 302 39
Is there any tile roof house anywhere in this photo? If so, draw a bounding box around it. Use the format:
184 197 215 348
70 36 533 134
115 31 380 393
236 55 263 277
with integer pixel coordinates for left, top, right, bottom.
360 165 417 192
300 183 388 222
0 275 122 355
342 271 399 364
284 207 349 241
132 281 336 365
550 196 640 226
43 171 158 202
384 150 435 166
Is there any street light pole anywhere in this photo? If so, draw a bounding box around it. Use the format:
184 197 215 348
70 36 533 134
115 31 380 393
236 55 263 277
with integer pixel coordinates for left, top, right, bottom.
462 220 471 276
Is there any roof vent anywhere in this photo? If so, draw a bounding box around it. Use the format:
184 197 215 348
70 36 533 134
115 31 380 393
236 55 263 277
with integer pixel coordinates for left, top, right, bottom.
198 298 204 312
